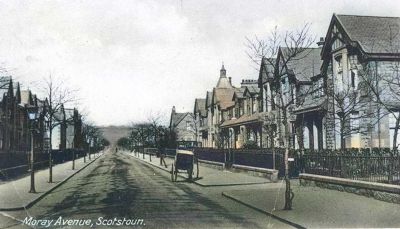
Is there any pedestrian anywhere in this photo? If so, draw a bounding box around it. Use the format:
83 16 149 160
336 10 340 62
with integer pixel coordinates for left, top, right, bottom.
115 147 118 153
160 150 167 168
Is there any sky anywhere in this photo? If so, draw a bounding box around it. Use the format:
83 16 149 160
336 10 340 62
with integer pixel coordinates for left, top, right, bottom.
0 0 399 126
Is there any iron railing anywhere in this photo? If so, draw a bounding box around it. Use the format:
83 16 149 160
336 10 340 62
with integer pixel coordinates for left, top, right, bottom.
303 152 400 184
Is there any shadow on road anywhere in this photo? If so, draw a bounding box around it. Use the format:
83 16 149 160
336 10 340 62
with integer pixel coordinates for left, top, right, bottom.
33 151 264 228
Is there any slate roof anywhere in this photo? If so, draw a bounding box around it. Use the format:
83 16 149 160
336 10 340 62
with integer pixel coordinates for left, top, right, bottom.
214 88 235 110
259 58 276 85
336 14 400 54
245 85 260 96
206 91 213 108
216 76 232 88
281 47 322 82
171 112 190 127
220 112 263 128
194 98 207 117
234 87 245 99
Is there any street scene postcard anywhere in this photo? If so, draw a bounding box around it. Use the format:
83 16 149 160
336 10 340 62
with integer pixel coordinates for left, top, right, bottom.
1 0 400 228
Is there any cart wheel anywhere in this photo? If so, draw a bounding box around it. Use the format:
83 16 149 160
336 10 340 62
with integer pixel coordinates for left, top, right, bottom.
195 158 199 179
188 168 193 181
171 164 175 182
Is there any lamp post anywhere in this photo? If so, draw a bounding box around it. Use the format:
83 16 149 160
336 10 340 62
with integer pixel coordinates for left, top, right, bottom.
26 105 38 193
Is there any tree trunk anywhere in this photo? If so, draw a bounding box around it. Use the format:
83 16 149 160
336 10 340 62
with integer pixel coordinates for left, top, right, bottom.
283 118 294 210
49 123 53 183
340 119 346 149
392 115 400 151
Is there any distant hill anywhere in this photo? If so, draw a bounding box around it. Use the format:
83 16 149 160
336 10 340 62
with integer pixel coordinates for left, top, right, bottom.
99 125 130 145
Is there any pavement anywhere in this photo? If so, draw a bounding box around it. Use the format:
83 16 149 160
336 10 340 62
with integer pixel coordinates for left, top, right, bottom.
0 151 103 211
222 180 400 228
130 150 400 228
127 151 271 187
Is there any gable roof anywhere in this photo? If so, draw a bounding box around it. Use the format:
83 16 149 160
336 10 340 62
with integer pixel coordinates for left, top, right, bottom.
233 87 245 99
322 14 400 59
336 14 400 54
280 47 322 82
213 88 235 110
243 85 260 97
194 98 207 117
170 112 192 128
206 91 213 108
258 58 275 85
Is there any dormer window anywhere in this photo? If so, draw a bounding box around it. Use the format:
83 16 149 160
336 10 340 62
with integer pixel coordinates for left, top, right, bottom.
349 55 358 69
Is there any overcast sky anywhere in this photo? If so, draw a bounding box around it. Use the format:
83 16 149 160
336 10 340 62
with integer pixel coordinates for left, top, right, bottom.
0 0 399 126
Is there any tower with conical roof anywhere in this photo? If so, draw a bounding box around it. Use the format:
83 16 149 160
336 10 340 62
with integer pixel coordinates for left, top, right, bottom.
216 63 233 88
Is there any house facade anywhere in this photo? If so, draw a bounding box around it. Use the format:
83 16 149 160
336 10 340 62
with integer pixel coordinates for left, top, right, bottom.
0 77 84 154
318 14 400 149
169 106 197 147
186 14 400 150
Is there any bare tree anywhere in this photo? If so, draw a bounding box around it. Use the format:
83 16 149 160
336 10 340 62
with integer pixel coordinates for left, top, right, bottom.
357 28 400 152
246 23 315 210
326 79 376 149
40 75 77 152
82 122 100 160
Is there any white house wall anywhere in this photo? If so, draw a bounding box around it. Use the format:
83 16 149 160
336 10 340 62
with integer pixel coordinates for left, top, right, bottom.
51 125 61 150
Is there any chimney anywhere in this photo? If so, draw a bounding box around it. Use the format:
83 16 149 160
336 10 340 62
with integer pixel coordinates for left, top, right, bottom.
172 106 176 114
317 37 325 47
228 77 232 84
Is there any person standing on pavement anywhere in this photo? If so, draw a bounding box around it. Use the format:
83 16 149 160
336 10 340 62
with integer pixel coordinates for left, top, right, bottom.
159 149 167 168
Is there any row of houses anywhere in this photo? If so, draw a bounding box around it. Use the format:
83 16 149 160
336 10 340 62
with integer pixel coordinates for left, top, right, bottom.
170 13 400 150
0 76 83 154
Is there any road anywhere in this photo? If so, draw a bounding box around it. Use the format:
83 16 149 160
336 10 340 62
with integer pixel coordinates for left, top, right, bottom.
1 150 292 228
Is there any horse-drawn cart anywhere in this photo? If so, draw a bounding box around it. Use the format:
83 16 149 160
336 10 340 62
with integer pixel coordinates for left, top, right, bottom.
171 150 199 182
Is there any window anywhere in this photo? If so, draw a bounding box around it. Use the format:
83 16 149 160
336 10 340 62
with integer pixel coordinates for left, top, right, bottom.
351 71 356 88
335 55 343 91
349 55 358 69
252 98 257 113
186 121 192 131
335 55 342 73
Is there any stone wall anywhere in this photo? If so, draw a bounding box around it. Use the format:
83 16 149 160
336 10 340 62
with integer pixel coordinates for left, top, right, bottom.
300 173 400 204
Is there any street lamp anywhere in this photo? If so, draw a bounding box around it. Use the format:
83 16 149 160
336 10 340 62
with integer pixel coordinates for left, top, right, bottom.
26 105 39 193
